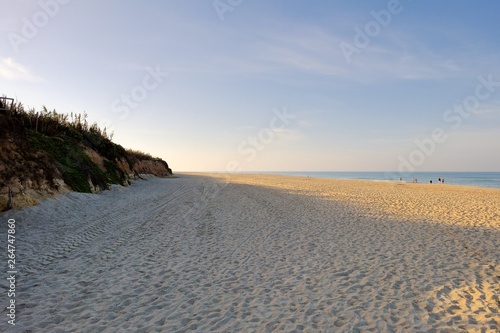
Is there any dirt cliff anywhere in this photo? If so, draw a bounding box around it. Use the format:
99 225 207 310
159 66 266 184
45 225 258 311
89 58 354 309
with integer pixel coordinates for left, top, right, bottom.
0 103 172 211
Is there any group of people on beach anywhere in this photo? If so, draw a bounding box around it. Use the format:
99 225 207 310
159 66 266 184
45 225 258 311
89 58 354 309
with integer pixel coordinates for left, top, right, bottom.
404 177 445 184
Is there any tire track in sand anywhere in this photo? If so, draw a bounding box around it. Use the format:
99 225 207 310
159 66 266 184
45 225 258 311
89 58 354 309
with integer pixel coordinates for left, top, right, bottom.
16 177 194 277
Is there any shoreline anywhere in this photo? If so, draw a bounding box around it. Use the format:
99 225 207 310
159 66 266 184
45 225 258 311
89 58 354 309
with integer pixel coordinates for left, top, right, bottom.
193 173 500 228
181 171 500 191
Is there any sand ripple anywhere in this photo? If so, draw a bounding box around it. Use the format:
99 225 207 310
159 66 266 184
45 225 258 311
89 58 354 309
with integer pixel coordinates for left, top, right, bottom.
0 174 498 332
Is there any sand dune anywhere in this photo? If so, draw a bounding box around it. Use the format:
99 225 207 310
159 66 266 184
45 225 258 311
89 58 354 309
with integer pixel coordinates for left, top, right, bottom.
1 173 498 332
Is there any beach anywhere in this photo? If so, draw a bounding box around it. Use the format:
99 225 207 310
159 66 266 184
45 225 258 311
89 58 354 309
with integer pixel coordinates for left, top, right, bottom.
1 173 499 332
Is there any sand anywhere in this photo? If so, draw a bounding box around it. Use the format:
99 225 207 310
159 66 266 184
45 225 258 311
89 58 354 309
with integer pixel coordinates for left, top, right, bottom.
0 173 499 332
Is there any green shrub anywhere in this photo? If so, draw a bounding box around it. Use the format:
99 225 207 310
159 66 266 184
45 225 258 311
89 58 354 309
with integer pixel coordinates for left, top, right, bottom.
27 130 111 193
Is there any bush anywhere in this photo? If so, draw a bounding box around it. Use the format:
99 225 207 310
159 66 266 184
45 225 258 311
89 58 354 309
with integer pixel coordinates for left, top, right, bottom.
1 100 171 197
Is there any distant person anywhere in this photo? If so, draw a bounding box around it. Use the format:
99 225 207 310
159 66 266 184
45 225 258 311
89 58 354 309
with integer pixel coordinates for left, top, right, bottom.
442 178 445 184
430 180 432 184
438 178 441 183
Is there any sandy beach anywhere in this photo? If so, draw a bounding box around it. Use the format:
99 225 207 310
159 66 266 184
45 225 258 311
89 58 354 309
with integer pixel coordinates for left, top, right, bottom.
1 173 499 332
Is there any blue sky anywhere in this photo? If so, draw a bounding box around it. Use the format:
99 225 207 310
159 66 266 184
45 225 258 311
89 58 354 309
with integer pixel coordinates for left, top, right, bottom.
1 1 500 172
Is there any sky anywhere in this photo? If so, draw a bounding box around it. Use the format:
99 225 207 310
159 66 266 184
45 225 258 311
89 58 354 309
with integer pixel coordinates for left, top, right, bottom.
1 0 500 172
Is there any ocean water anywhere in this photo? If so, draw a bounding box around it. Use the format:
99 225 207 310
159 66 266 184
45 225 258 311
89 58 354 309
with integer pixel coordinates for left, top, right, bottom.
257 172 500 189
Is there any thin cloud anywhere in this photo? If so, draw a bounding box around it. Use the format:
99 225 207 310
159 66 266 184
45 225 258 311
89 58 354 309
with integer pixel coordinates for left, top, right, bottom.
193 25 476 82
219 19 498 83
0 57 43 82
473 104 500 116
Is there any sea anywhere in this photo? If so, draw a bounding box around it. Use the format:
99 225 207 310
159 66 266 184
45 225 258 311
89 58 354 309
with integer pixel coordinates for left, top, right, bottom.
254 172 500 189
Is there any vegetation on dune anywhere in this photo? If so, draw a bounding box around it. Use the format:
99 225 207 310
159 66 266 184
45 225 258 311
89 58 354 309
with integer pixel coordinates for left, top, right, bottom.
27 129 113 192
0 99 172 210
